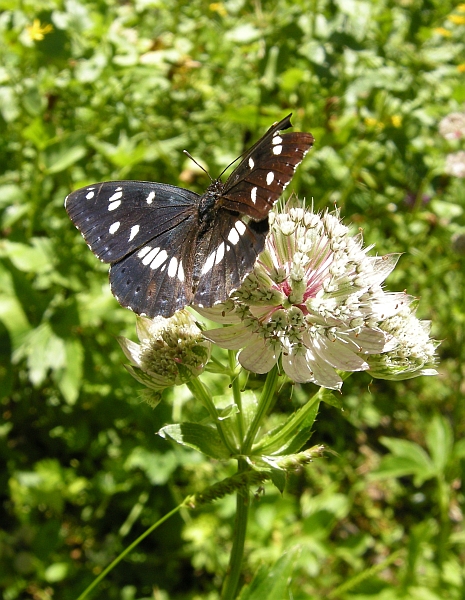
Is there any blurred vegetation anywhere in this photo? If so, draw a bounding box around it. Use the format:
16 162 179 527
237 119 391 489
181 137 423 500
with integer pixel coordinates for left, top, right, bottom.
1 0 464 598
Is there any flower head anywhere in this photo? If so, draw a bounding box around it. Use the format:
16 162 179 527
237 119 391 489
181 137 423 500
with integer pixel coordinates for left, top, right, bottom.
198 203 414 390
439 112 465 140
26 19 53 41
118 310 210 404
367 305 439 380
445 151 465 178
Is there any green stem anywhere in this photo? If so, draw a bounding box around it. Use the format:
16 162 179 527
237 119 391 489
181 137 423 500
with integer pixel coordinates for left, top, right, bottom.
76 503 186 600
242 364 279 453
186 378 236 454
229 349 244 441
436 473 450 573
221 457 250 600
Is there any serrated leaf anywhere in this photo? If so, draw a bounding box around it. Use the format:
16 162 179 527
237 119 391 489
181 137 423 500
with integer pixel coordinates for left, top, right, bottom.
237 546 300 600
253 398 320 456
158 423 231 460
320 388 343 409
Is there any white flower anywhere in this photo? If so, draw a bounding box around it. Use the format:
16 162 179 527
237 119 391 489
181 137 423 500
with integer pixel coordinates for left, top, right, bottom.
439 112 465 140
197 204 414 390
366 305 439 380
445 151 465 178
118 310 210 403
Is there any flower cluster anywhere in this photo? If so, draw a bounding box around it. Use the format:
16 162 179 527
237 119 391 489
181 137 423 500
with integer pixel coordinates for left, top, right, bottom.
197 204 437 389
439 111 465 178
118 310 210 404
439 112 465 140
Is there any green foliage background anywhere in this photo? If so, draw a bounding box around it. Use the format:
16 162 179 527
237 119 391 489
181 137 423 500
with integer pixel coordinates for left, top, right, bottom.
1 0 464 598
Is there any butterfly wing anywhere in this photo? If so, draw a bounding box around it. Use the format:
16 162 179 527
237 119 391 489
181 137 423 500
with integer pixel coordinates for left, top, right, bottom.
65 181 199 262
65 180 201 317
192 210 269 307
109 217 199 317
219 114 314 220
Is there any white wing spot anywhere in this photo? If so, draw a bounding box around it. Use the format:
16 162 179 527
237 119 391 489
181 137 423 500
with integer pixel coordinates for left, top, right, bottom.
272 135 283 145
146 191 155 204
215 242 225 265
128 224 140 242
86 190 95 200
168 256 178 278
109 221 120 234
235 220 246 235
138 246 152 259
248 157 255 169
108 190 123 202
108 200 121 211
202 251 216 275
228 227 240 245
151 250 168 270
142 247 160 265
115 186 122 191
178 261 185 282
272 145 282 155
251 186 257 204
266 171 275 185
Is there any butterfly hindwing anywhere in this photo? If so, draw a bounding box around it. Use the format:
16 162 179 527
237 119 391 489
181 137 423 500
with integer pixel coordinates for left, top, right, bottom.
193 210 269 307
65 181 200 263
109 213 199 317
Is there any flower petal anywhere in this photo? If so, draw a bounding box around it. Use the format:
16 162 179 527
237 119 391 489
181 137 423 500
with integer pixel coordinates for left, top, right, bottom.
203 324 254 349
238 338 278 373
117 337 142 367
312 334 368 371
282 351 315 383
346 327 387 354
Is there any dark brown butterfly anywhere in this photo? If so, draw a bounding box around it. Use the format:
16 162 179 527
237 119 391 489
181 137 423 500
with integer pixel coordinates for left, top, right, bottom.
65 114 314 317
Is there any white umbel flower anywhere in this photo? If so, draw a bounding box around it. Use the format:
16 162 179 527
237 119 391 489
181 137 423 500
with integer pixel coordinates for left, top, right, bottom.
439 112 465 140
118 310 210 403
445 151 465 178
198 204 418 390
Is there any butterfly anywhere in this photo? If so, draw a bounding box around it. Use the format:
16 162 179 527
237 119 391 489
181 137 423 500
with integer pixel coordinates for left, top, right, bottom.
65 114 314 318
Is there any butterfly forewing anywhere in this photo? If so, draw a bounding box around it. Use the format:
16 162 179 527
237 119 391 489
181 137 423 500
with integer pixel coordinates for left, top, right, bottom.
219 115 314 220
65 181 200 263
65 114 313 318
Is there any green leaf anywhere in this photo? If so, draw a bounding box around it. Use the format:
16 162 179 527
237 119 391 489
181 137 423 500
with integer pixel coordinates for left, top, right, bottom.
240 390 259 431
253 397 320 456
158 423 231 460
44 562 69 583
320 388 343 409
237 546 300 600
454 438 465 460
125 448 178 485
43 135 87 174
425 414 453 472
1 238 54 273
265 465 286 494
369 437 436 486
54 338 84 405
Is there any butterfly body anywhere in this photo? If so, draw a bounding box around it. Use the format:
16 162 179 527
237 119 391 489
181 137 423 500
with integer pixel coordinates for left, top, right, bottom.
65 114 313 317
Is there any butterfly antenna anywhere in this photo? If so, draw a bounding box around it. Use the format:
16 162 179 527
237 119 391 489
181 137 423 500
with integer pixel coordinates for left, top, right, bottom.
183 150 213 181
218 154 242 179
